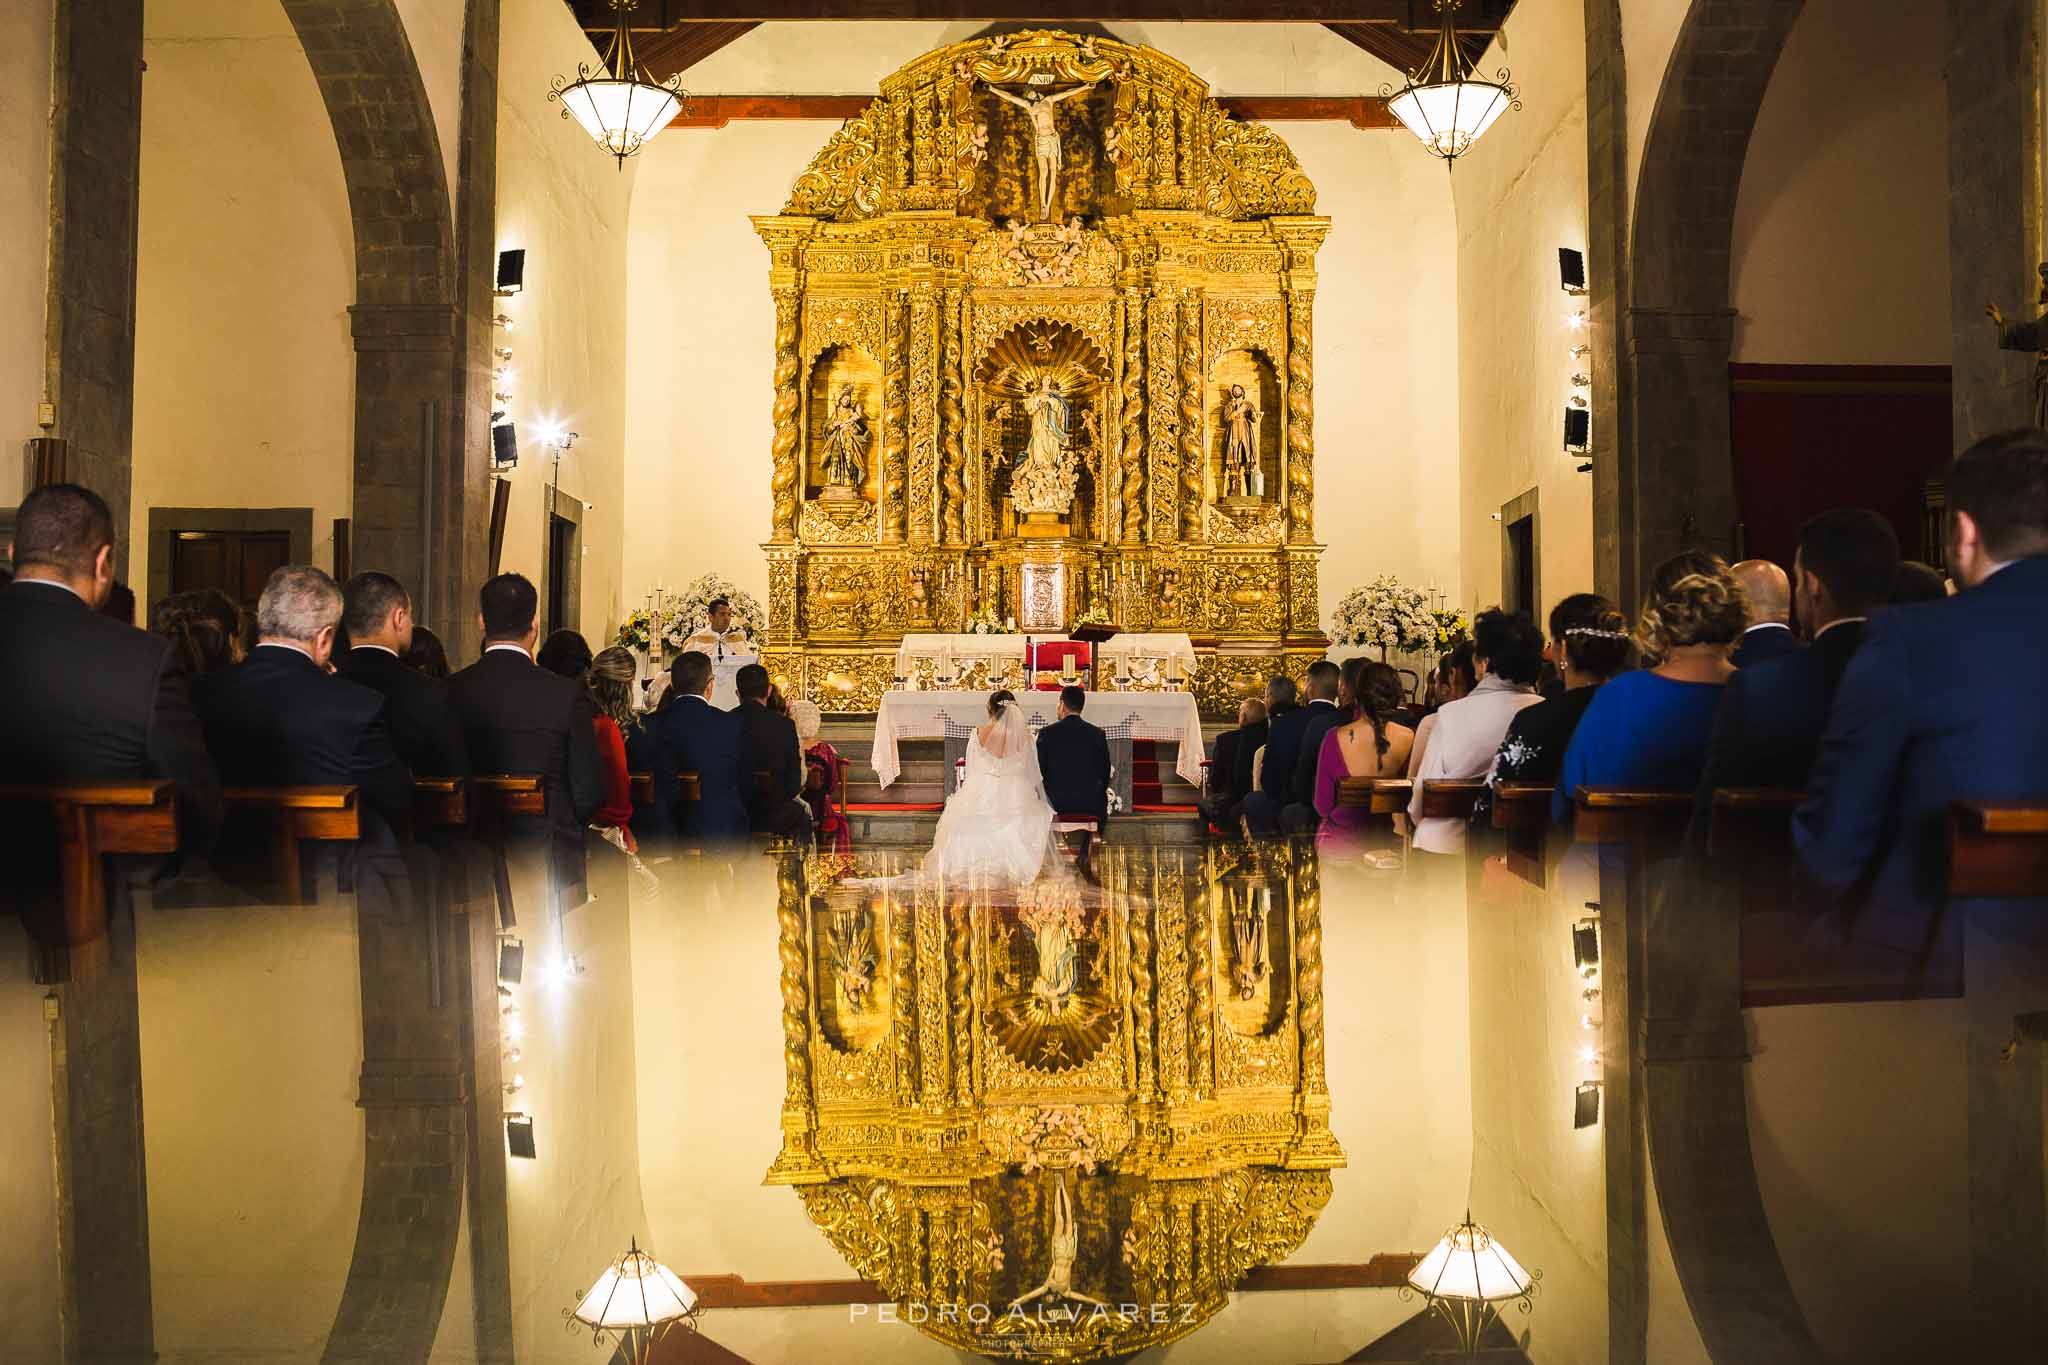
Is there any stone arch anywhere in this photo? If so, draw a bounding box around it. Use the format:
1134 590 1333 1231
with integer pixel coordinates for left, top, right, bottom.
280 0 484 662
1621 0 1804 603
272 7 494 1363
1620 15 1824 1364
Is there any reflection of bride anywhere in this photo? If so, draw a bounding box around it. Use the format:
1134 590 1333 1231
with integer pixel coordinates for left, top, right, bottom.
923 690 1057 886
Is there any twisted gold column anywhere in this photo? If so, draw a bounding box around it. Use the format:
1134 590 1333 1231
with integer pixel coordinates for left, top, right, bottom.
1285 293 1315 543
892 902 920 1100
769 291 802 542
883 290 908 542
1178 295 1204 541
1187 894 1214 1097
766 855 822 1182
949 898 973 1103
1121 288 1147 543
939 289 966 545
1288 844 1342 1165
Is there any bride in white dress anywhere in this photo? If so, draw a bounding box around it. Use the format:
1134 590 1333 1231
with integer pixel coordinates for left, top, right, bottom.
923 691 1058 886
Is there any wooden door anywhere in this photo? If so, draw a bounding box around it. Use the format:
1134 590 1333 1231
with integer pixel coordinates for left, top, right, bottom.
170 530 292 611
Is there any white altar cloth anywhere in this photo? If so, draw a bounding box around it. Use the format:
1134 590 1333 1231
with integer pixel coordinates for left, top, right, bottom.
892 633 1028 676
870 690 1205 790
1092 632 1198 675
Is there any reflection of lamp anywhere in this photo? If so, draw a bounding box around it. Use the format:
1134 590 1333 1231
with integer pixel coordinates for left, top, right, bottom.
1404 1214 1538 1355
566 1239 700 1364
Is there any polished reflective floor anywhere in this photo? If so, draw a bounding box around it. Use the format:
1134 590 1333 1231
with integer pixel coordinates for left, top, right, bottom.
0 817 2018 1364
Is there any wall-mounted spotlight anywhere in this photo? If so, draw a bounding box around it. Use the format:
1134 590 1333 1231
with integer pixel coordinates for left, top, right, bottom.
495 248 526 296
493 313 516 330
495 346 514 361
498 936 525 985
506 1112 537 1159
1570 372 1592 389
1572 917 1600 974
1569 344 1590 360
1559 247 1587 296
1574 1081 1602 1129
504 1072 526 1096
1565 308 1588 331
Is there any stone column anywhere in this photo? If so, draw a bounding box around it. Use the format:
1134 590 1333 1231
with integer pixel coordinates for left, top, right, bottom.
1624 308 1741 587
40 0 145 572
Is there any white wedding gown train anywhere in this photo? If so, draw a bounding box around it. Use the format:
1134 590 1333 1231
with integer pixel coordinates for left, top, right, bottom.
921 701 1058 886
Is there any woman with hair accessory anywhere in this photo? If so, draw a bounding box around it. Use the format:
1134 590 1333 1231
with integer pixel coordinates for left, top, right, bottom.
1551 553 1746 824
584 646 643 852
921 689 1056 885
150 588 245 677
1473 593 1632 825
791 698 851 854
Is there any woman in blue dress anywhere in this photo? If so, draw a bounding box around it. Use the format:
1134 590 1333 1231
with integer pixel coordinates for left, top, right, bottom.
1553 551 1750 824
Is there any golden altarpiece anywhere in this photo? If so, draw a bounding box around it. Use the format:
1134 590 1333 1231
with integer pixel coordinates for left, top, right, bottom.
754 31 1331 717
764 844 1343 1361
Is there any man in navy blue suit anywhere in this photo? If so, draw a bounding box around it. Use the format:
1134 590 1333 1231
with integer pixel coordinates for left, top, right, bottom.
648 650 748 841
1242 662 1339 835
1690 508 1900 848
1796 429 2048 933
1729 558 1802 669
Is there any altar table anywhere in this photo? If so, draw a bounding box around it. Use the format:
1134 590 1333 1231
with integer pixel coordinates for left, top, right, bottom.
892 633 1028 676
870 690 1206 794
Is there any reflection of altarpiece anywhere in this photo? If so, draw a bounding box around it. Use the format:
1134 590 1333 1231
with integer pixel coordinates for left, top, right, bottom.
753 30 1329 717
766 845 1342 1362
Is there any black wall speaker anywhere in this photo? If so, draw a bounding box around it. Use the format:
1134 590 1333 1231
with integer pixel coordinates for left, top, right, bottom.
492 420 519 469
1559 247 1587 294
505 1112 536 1159
495 248 525 294
1563 406 1591 453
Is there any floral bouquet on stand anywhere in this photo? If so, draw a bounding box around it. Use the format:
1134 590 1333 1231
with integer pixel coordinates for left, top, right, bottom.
642 574 769 654
966 605 1015 636
1329 576 1439 659
616 609 656 653
1430 607 1471 653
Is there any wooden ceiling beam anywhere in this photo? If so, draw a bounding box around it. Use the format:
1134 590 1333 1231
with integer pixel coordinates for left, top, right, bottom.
569 0 1509 24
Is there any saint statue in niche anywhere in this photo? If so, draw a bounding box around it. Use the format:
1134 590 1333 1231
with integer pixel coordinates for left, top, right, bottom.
1022 900 1084 1018
1987 262 2048 428
1009 373 1084 517
1221 383 1263 499
1228 890 1270 1001
820 384 869 490
983 78 1100 222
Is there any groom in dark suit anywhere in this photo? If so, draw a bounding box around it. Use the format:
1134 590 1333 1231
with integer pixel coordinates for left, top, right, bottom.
1037 685 1112 824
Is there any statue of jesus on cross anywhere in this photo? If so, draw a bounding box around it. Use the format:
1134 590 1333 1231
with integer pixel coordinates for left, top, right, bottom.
985 79 1099 221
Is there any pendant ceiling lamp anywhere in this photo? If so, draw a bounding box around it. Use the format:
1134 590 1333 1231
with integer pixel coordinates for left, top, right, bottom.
565 1238 700 1363
1382 0 1520 165
549 0 688 169
1402 1213 1539 1355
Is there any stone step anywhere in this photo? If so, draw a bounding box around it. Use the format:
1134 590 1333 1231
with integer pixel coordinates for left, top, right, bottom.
846 810 1206 848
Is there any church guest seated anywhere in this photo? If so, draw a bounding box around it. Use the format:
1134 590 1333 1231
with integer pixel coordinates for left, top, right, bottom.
152 588 246 677
1403 644 1474 730
736 662 812 843
1230 679 1292 822
1242 664 1338 835
537 628 594 680
1201 697 1266 831
1312 662 1414 850
766 683 790 716
0 482 222 857
1472 593 1630 826
1890 559 1950 604
192 565 414 841
336 571 469 778
791 699 850 854
403 624 451 679
100 580 137 626
1279 659 1355 833
646 650 748 841
1729 558 1800 668
584 646 644 853
1689 509 1900 847
1797 429 2048 928
448 573 607 876
1552 552 1746 826
1406 610 1543 855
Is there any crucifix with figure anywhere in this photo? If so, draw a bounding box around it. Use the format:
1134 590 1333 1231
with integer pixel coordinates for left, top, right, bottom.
983 77 1100 221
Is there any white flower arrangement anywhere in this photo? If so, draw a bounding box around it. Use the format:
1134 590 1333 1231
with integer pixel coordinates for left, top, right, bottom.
1330 575 1439 655
624 574 768 653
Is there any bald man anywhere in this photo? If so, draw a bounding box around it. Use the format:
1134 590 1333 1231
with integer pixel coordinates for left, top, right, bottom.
1730 557 1801 668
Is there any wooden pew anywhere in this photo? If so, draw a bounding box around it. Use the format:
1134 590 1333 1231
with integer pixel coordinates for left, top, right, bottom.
1418 778 1486 822
1708 787 1805 859
468 774 544 824
1571 787 1692 846
1948 801 2048 897
412 776 468 830
220 786 361 905
1334 776 1414 815
1492 782 1553 832
0 780 180 981
630 772 653 807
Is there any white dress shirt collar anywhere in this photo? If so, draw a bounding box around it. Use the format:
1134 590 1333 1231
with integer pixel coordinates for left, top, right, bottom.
485 642 533 661
1812 616 1867 641
352 643 400 657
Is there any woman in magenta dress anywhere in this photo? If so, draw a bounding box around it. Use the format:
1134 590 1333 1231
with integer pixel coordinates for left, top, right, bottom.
1312 661 1416 852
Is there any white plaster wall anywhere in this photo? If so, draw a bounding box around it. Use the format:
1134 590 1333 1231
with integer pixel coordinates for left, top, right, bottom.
391 0 465 208
0 920 60 1360
136 901 365 1363
493 0 634 653
132 0 355 598
1729 0 1951 364
625 23 1460 628
1746 999 1970 1364
1619 0 1692 217
1453 0 1595 617
0 0 54 500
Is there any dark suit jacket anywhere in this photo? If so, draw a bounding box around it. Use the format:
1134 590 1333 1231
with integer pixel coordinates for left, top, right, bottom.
0 578 222 856
1209 728 1245 801
1258 700 1326 799
1288 699 1352 808
647 694 748 839
737 699 803 816
1231 716 1272 799
1732 623 1801 670
1037 714 1112 820
447 647 606 851
336 645 469 778
1797 558 2048 927
193 645 415 837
